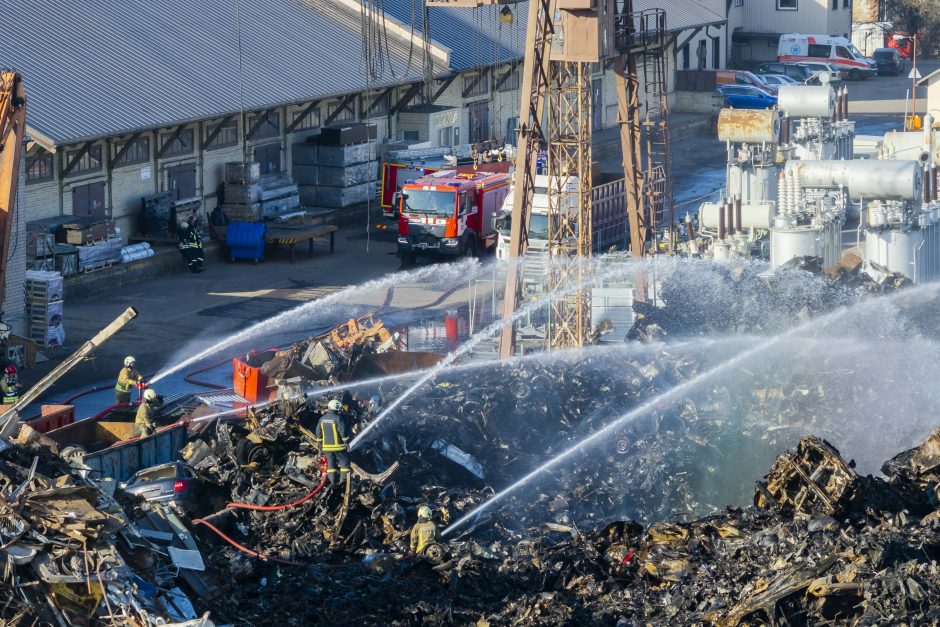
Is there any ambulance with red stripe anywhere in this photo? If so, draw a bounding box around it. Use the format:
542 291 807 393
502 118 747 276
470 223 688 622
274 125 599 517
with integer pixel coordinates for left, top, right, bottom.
777 34 876 81
397 170 509 264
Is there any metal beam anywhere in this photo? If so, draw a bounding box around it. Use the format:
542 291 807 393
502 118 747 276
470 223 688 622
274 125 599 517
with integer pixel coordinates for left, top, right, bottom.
156 125 187 159
324 94 356 126
431 75 458 103
498 0 553 358
59 141 93 178
204 114 236 147
110 131 143 168
285 102 320 134
245 111 275 141
461 67 492 98
391 83 422 114
365 87 395 115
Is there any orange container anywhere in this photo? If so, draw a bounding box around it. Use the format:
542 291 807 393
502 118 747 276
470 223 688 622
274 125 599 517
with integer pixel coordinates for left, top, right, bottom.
233 358 270 404
30 404 76 433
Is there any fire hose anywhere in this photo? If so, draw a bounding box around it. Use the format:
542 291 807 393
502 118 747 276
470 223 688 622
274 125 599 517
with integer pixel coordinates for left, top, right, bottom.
191 518 303 566
225 457 329 512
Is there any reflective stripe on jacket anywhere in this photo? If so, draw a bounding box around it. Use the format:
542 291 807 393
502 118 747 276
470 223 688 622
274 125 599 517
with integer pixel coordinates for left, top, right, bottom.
115 367 140 394
135 402 156 432
1 378 18 404
315 412 349 452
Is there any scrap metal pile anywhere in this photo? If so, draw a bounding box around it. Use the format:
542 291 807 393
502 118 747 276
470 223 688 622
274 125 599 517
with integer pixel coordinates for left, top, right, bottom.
101 328 939 625
0 424 211 626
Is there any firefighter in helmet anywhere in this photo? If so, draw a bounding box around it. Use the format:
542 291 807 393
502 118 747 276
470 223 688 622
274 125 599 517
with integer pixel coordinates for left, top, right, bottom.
409 505 439 555
315 399 351 484
1 365 21 404
115 356 143 404
133 388 162 438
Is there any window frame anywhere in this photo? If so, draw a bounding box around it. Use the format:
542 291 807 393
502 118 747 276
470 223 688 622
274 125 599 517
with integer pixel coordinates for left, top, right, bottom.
326 99 355 124
65 144 103 178
26 149 54 184
160 128 195 158
112 135 150 168
204 118 239 150
247 111 281 141
497 66 520 93
363 90 391 117
776 0 797 10
289 106 321 132
463 72 489 98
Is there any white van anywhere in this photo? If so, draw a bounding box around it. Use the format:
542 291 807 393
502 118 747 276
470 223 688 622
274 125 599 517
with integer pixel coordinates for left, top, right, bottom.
777 34 875 80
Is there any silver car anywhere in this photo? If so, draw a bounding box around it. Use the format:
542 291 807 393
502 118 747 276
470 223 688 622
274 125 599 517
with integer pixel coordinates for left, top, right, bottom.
118 461 199 511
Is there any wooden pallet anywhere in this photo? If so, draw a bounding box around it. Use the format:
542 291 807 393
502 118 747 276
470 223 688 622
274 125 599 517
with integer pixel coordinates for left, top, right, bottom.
79 259 118 274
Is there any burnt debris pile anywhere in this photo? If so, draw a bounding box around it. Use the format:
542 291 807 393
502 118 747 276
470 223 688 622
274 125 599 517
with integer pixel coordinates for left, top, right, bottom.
116 337 940 625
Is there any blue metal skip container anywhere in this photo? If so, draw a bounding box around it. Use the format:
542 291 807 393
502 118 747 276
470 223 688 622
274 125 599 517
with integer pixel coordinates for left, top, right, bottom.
226 221 266 263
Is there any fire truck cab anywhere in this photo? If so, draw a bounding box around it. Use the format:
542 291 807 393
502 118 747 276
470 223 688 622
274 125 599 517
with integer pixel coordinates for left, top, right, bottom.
397 170 509 263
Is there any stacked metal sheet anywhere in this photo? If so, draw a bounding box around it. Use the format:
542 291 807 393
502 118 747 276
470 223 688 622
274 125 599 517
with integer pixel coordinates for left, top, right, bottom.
292 124 378 208
77 236 122 271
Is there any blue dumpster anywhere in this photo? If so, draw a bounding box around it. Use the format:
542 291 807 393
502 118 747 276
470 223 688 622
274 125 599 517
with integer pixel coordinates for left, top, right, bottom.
226 221 266 263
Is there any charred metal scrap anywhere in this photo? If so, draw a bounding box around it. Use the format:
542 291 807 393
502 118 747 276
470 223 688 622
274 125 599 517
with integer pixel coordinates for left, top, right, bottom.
0 424 212 626
136 343 940 625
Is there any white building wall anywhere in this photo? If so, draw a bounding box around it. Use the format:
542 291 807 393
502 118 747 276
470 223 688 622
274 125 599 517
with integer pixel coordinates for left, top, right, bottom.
5 156 27 335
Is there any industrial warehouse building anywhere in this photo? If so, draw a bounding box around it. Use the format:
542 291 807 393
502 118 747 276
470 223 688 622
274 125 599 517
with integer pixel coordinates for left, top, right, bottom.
3 0 723 334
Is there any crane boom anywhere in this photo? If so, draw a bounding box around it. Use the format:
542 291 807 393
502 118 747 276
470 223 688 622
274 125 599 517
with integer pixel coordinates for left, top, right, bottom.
0 71 26 313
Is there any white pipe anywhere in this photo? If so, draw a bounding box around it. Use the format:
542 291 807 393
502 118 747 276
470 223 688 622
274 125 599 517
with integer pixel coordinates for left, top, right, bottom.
786 160 923 200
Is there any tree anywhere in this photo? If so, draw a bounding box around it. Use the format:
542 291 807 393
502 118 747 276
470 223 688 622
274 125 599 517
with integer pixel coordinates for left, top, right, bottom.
885 0 940 57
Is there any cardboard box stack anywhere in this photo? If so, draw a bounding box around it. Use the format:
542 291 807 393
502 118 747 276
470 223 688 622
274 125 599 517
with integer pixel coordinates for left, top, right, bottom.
25 271 65 348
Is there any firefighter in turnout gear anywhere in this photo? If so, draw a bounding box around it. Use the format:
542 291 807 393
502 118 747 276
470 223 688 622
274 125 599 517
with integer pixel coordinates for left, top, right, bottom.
115 356 142 404
132 388 161 438
1 365 20 404
178 214 205 273
410 505 439 555
315 399 350 484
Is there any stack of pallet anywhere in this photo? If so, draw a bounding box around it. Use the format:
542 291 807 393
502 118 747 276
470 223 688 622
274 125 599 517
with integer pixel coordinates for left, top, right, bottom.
25 218 80 276
140 192 173 236
222 162 262 222
25 271 65 348
292 123 378 209
25 231 55 272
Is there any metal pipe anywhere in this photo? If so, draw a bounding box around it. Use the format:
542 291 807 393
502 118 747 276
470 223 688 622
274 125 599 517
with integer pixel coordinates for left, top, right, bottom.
735 196 743 233
718 199 726 240
0 307 139 433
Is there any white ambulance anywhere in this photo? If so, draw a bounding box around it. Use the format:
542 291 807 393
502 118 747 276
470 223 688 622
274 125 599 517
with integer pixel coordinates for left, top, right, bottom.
777 34 876 80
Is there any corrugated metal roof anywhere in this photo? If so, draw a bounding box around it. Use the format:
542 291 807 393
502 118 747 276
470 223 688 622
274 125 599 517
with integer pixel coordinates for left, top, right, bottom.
9 0 429 145
382 0 529 71
381 0 725 70
9 0 725 145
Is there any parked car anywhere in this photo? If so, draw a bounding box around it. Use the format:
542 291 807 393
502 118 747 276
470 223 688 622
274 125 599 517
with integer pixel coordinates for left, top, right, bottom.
757 62 815 82
760 74 800 87
717 85 778 109
715 69 779 94
118 461 199 511
800 62 844 84
872 48 906 76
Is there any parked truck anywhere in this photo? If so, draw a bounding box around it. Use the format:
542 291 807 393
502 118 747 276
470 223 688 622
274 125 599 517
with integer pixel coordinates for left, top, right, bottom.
397 170 510 264
495 176 629 260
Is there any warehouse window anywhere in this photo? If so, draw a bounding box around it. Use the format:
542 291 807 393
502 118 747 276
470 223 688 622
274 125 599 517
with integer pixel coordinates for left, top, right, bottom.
160 128 194 157
248 111 280 140
463 72 488 98
363 91 390 117
65 145 102 178
402 130 420 141
497 66 520 92
205 118 239 150
326 99 355 123
290 107 320 131
26 148 54 184
113 136 150 167
776 0 797 9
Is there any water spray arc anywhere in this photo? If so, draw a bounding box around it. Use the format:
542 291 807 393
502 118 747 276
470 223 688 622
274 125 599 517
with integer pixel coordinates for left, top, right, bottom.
151 259 486 384
348 256 644 450
443 282 940 536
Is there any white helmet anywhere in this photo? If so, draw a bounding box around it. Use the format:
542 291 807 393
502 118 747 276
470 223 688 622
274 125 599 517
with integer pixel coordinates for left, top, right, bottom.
143 388 158 402
124 356 136 367
327 399 343 411
418 505 432 519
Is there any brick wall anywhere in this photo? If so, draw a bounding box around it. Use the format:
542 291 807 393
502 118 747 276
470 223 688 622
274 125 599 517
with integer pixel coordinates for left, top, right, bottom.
4 156 27 335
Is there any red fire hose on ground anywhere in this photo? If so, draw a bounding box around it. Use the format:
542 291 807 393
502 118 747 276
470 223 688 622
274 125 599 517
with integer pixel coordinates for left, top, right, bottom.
226 458 329 512
191 518 303 566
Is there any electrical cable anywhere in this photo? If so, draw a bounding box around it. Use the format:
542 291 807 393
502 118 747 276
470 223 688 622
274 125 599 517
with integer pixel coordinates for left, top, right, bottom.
192 518 303 566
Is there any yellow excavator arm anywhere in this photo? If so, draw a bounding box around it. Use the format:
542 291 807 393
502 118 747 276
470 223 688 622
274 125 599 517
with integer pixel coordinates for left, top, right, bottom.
0 71 26 313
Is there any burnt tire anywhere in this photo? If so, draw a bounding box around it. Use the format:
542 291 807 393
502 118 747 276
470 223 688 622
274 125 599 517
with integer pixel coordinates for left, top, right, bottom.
849 69 862 81
235 439 272 466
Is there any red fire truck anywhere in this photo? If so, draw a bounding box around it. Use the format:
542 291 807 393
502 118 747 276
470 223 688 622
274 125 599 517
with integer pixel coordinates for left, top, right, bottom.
397 170 510 264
